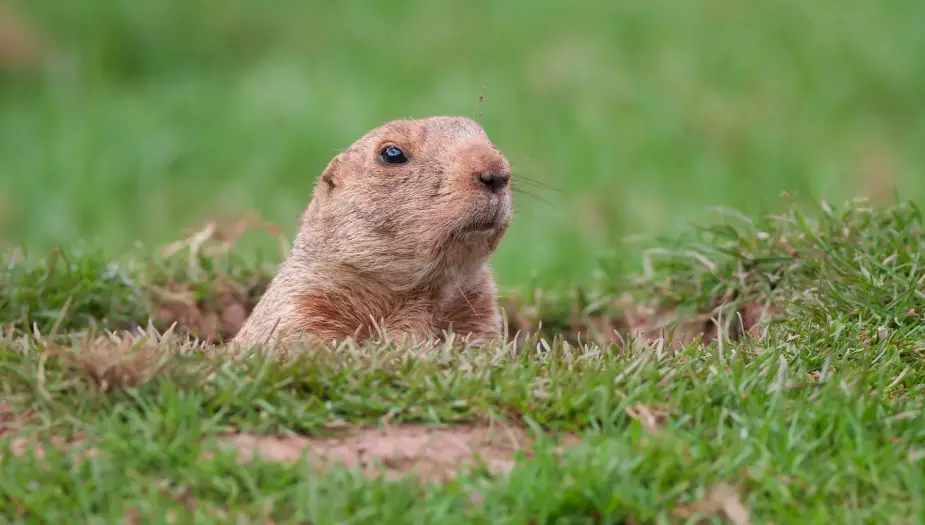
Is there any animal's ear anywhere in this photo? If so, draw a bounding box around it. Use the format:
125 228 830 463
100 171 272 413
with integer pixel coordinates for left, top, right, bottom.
303 155 341 223
319 155 341 192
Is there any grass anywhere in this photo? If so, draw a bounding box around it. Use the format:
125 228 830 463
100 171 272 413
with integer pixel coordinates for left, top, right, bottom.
2 198 924 523
2 0 925 287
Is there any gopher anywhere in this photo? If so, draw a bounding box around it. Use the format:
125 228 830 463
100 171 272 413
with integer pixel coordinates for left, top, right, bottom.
234 116 514 347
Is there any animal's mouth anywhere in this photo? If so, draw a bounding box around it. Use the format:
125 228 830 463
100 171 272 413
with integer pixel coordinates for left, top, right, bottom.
456 198 511 236
460 220 499 233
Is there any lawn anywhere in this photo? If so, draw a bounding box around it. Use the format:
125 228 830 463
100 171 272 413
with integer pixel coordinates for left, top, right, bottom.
2 1 924 523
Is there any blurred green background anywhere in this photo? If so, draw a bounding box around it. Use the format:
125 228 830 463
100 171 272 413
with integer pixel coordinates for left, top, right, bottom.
1 0 923 288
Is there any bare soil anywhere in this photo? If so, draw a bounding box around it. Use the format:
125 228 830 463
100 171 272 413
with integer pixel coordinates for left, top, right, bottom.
4 421 576 484
217 423 577 482
153 282 254 344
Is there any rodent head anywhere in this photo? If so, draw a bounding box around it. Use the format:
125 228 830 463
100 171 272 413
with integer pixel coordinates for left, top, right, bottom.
299 116 513 288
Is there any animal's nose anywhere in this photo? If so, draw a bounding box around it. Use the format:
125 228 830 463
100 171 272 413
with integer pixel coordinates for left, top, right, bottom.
475 170 510 193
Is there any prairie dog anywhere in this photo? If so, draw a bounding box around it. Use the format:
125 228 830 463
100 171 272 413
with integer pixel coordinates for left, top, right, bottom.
234 116 513 347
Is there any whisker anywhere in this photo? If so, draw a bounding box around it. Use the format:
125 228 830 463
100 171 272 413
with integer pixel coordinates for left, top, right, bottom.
508 150 566 196
512 184 561 210
509 155 563 193
512 186 577 225
512 175 563 193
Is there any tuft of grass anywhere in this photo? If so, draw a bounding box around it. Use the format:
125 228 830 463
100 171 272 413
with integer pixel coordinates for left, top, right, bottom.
0 246 149 335
628 198 925 341
0 233 275 339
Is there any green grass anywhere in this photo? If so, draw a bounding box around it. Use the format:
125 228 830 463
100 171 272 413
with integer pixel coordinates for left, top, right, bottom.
2 199 924 523
2 0 925 287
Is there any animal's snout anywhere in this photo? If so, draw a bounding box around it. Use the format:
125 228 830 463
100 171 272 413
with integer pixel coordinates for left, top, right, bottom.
457 140 511 194
475 170 510 193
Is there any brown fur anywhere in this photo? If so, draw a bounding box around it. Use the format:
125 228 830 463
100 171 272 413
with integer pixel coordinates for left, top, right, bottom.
234 116 513 347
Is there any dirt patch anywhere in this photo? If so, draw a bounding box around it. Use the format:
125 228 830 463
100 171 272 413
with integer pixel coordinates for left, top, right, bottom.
216 423 575 482
621 293 780 349
502 292 780 350
53 333 174 393
41 330 218 396
150 215 279 343
3 421 572 483
152 282 253 344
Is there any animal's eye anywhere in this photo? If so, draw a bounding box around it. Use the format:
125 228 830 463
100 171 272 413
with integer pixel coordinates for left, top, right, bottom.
379 145 408 165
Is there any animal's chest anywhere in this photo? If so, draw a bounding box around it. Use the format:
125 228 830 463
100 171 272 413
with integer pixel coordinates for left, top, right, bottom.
297 282 479 342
